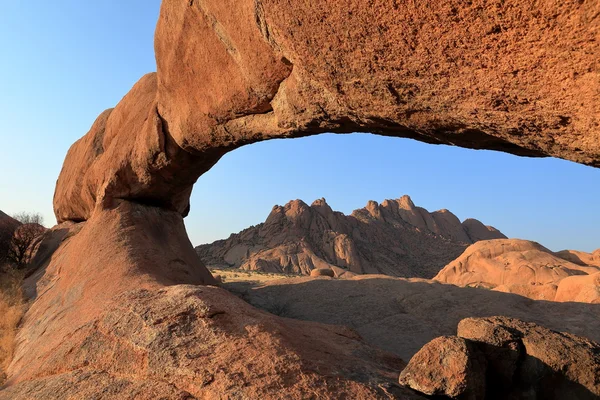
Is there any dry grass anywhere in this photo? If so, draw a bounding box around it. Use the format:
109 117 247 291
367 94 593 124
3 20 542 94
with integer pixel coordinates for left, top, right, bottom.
209 267 300 284
0 268 25 385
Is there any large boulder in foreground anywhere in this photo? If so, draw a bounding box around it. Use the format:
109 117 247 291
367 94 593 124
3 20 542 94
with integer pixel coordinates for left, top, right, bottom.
401 316 600 399
459 317 600 399
2 284 421 399
435 239 600 302
398 336 486 399
1 203 422 399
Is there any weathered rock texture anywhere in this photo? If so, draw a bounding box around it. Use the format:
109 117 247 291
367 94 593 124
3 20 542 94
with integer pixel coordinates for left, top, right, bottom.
398 336 487 399
2 203 424 399
54 0 600 225
6 0 600 397
197 196 505 278
435 239 600 302
401 317 600 399
0 212 19 229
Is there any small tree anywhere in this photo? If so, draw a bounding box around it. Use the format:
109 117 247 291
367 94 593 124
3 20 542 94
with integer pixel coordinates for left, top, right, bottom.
3 213 46 270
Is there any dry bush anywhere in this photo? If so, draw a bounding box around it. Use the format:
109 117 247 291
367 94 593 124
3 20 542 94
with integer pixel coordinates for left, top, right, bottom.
5 212 46 269
0 269 25 384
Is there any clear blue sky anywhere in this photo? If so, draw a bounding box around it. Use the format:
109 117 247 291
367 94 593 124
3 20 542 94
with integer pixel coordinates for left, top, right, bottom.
0 1 598 252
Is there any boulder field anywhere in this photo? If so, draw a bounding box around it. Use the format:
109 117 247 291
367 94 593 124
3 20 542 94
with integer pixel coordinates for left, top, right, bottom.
3 0 600 398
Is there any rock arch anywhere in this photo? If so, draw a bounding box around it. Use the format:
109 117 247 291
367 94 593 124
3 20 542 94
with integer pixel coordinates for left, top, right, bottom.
55 0 600 225
5 0 599 396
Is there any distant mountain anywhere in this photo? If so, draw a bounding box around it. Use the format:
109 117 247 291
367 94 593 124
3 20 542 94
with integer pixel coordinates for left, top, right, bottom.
196 195 506 278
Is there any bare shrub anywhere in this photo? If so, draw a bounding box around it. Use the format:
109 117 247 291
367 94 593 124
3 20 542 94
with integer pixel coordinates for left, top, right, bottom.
2 212 46 270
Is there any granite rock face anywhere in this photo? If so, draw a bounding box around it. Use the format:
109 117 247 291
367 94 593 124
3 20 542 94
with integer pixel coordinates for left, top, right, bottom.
435 239 600 302
54 0 600 225
197 196 505 278
3 203 424 399
398 336 487 399
7 0 600 398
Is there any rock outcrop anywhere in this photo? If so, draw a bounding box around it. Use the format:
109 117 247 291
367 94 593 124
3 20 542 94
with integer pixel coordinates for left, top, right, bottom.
401 317 600 399
54 0 600 225
0 212 19 228
197 196 505 278
2 202 424 399
435 239 600 302
5 0 600 397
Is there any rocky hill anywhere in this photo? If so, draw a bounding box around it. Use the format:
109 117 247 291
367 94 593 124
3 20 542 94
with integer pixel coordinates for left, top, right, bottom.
196 195 506 278
434 239 600 303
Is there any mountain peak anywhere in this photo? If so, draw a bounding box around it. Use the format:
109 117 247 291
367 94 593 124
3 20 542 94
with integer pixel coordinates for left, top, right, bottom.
311 197 328 207
198 193 507 278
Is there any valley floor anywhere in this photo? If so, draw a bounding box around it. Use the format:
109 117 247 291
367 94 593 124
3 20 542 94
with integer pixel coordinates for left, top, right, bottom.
220 271 600 361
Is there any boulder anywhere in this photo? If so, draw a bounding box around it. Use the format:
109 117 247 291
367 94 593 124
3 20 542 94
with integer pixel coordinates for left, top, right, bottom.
462 219 507 243
398 336 487 399
401 317 600 399
310 268 335 278
555 272 600 303
457 316 600 399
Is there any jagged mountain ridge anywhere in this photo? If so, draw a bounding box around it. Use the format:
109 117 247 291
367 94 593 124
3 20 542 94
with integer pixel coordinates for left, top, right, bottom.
196 195 506 278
